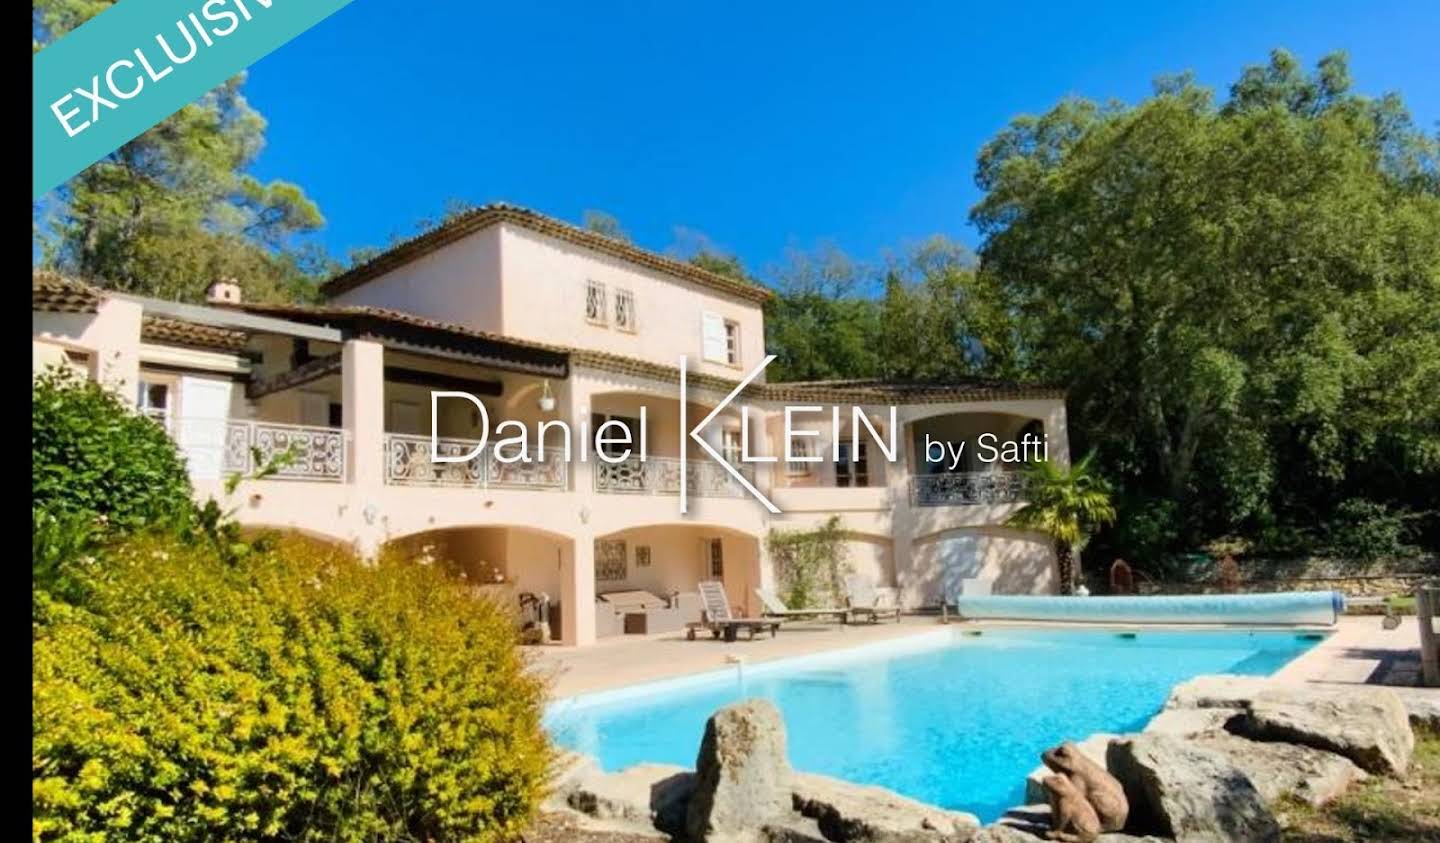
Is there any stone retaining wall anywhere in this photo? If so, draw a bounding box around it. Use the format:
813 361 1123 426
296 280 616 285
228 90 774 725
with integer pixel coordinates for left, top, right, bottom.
1135 574 1433 599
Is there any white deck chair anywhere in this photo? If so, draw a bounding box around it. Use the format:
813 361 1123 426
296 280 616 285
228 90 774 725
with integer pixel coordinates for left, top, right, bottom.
686 581 782 641
754 588 849 622
843 574 901 624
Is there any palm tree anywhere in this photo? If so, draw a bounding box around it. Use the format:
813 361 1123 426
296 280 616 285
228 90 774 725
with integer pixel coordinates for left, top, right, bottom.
1005 453 1116 595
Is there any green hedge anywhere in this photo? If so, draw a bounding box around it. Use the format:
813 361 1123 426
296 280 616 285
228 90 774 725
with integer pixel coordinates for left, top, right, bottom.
32 367 193 533
33 535 551 842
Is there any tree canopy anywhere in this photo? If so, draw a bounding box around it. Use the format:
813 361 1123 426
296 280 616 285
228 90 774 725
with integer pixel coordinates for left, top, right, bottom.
970 49 1440 557
33 1 327 303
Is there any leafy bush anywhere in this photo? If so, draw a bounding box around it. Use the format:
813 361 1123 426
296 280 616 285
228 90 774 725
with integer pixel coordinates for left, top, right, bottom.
33 534 551 843
1109 497 1181 565
1323 498 1417 564
766 515 851 608
32 367 193 534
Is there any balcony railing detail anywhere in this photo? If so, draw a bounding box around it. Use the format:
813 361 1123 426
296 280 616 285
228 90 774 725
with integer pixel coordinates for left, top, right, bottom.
911 471 1028 506
225 421 345 482
593 455 752 498
384 434 566 490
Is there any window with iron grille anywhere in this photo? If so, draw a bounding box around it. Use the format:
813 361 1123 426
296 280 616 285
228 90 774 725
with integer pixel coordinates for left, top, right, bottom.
614 288 637 332
596 540 627 581
707 538 724 578
585 281 608 325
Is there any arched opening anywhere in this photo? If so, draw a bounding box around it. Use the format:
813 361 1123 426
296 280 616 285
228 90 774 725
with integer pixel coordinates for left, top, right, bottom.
908 411 1047 506
384 524 573 641
591 523 763 635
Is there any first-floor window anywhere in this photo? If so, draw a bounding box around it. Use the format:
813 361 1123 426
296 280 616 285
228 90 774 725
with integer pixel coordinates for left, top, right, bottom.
592 413 641 460
786 439 814 476
137 378 172 430
836 441 869 487
721 428 743 466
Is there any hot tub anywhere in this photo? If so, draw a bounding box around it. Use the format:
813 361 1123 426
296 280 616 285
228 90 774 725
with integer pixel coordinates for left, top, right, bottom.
951 591 1344 626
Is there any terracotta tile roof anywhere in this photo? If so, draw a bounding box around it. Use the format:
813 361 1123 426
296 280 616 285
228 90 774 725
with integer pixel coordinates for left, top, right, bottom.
759 377 1067 403
32 271 104 313
233 301 1063 405
229 301 572 355
140 315 248 353
319 203 774 304
226 301 571 377
569 349 765 398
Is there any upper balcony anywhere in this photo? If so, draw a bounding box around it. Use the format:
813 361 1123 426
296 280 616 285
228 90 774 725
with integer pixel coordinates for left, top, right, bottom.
909 470 1028 507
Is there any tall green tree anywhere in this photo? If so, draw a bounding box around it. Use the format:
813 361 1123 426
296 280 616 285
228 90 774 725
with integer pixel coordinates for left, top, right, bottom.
33 2 325 303
763 244 883 381
973 49 1440 557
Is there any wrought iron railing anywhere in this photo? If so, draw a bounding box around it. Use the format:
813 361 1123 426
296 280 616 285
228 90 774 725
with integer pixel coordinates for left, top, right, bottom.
384 434 566 490
224 421 345 482
910 471 1028 506
592 455 752 498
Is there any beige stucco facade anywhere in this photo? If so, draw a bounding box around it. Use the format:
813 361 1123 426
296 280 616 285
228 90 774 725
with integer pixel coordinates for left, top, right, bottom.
33 207 1070 648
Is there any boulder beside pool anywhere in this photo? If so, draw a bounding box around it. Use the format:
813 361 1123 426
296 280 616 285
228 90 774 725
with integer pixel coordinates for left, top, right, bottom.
1106 734 1279 843
686 698 793 841
1162 676 1416 776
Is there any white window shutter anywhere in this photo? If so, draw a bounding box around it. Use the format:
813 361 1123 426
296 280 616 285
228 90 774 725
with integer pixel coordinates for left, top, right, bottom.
702 312 728 362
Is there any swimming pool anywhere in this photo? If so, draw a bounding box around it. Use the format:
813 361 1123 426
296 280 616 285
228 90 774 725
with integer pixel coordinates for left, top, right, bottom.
545 627 1324 822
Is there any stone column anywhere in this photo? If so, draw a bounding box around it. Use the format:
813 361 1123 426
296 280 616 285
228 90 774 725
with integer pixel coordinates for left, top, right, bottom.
562 532 597 646
342 339 385 557
560 374 597 646
889 413 919 609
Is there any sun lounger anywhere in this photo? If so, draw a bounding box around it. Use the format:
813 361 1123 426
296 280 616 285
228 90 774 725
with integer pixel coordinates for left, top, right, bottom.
754 588 849 623
686 581 782 641
844 574 901 624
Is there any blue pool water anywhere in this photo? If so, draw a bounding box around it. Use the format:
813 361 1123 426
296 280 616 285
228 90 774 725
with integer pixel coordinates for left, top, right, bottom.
545 628 1323 822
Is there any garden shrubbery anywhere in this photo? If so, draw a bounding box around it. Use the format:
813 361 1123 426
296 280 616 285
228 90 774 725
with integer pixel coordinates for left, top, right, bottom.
32 368 194 534
33 534 551 843
33 370 552 842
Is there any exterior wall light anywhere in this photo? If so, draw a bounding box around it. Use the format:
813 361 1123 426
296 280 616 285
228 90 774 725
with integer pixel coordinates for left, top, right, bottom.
538 380 557 413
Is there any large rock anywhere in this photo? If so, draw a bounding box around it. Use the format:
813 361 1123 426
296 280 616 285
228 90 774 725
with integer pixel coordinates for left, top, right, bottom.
1390 686 1440 731
1190 733 1366 806
686 699 793 841
988 806 1168 842
1162 675 1272 711
1163 675 1416 777
790 772 980 842
1142 707 1241 739
566 762 695 834
1106 734 1279 843
1022 733 1119 805
1237 687 1414 775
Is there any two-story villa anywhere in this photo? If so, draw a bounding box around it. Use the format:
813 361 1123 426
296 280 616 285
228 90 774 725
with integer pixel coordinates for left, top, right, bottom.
32 204 1070 646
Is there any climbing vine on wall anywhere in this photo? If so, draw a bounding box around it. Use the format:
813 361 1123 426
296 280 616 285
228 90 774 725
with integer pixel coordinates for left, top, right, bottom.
766 516 852 609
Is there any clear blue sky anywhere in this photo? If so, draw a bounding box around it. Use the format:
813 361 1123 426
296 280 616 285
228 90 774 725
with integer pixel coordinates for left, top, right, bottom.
244 0 1439 282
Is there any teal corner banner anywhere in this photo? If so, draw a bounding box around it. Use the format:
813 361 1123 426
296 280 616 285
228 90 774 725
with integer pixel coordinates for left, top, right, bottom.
34 0 355 200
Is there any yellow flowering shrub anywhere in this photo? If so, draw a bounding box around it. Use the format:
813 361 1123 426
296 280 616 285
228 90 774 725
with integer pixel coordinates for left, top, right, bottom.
33 534 551 842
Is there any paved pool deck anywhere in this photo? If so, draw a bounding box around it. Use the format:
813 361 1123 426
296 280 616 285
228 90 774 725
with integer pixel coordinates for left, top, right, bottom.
532 613 1440 702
